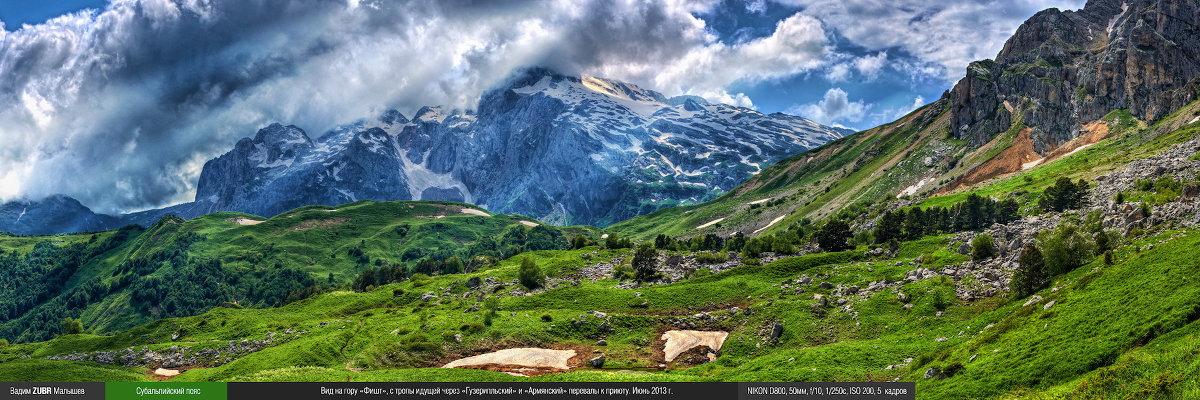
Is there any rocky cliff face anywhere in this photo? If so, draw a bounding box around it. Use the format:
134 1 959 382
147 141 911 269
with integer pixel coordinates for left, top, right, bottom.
951 0 1200 152
187 68 849 227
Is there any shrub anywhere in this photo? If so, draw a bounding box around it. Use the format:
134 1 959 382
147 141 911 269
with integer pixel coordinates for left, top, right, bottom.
612 264 635 280
744 258 761 266
541 314 553 322
571 234 588 250
632 244 659 282
410 273 433 287
1039 223 1096 276
816 220 853 252
518 258 544 290
460 322 485 334
971 234 996 262
60 318 84 335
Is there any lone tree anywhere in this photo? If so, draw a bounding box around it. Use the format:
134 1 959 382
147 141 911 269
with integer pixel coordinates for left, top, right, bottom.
518 257 544 290
972 234 996 262
816 220 853 252
632 243 659 282
1010 245 1047 298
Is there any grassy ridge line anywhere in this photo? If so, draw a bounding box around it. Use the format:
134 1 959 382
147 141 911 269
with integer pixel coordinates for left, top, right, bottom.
0 200 595 341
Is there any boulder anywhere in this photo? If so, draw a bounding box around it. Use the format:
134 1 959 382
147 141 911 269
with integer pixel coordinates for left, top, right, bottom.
465 277 482 289
589 354 606 368
768 322 784 343
924 367 940 380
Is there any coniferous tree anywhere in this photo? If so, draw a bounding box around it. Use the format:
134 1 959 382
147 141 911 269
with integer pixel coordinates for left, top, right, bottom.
1011 245 1047 298
816 220 853 252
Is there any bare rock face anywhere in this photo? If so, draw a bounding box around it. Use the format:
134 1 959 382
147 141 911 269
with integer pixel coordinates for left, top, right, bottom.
950 0 1200 153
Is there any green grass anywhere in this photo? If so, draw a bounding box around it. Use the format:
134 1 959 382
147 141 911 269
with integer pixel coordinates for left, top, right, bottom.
0 200 599 341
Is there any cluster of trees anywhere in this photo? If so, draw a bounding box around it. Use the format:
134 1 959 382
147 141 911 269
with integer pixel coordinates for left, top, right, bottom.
652 234 723 252
1011 218 1113 298
873 194 1021 245
0 226 144 342
399 224 568 265
1039 178 1090 212
351 224 571 293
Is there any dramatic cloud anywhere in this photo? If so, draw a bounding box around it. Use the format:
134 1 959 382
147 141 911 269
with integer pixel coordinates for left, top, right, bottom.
780 0 1086 81
0 0 1084 212
0 0 835 212
789 88 869 126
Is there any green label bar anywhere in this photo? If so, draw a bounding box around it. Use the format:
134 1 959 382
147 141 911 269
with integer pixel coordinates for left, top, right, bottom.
104 383 226 400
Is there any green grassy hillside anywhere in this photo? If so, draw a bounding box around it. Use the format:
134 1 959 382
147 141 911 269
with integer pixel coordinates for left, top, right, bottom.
2 75 1200 400
0 201 592 343
3 223 1198 397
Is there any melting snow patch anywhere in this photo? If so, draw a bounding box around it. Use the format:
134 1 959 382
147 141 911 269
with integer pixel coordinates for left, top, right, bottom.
398 149 472 203
696 217 726 229
1022 158 1045 170
1189 116 1199 125
897 177 935 198
1061 143 1095 159
748 198 771 205
753 215 787 235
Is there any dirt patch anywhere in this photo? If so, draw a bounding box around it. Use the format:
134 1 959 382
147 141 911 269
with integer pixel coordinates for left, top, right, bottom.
941 120 1115 194
443 348 577 372
660 330 728 363
228 217 264 226
461 208 489 217
1043 120 1109 161
941 127 1041 193
287 217 348 231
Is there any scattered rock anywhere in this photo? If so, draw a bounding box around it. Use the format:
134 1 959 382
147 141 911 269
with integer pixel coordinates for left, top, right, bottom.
924 367 940 380
589 354 606 368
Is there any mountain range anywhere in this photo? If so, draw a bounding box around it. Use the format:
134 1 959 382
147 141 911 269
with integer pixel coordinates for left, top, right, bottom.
0 68 849 235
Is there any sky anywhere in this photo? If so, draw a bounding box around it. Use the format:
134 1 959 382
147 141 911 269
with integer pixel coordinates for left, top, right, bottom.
0 0 1085 214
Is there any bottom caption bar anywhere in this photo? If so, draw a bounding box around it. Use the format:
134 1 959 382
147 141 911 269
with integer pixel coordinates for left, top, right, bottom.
2 382 915 400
